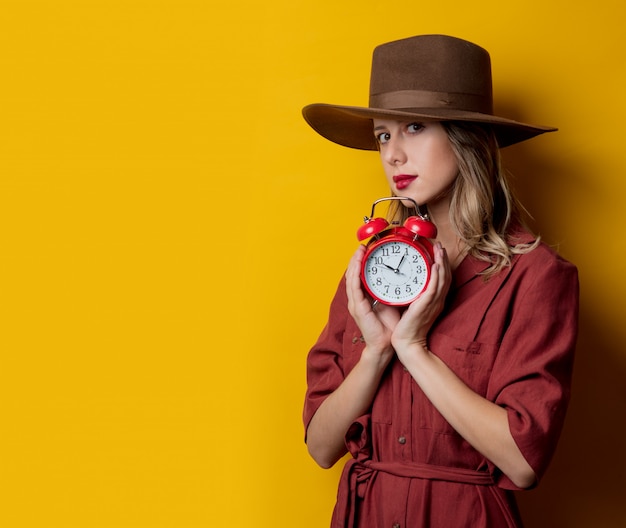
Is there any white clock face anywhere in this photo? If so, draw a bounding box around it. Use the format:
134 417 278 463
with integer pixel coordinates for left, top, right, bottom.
362 240 430 305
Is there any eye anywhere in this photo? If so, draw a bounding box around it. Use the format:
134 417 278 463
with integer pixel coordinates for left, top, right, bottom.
376 131 391 145
407 122 424 133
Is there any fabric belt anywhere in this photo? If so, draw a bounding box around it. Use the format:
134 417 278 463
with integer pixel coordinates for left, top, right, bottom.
332 458 496 528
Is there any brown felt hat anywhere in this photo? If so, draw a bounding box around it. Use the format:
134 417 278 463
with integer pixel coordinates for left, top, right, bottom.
303 34 557 149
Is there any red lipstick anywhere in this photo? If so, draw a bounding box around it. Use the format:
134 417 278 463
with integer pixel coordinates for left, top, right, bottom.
393 174 417 190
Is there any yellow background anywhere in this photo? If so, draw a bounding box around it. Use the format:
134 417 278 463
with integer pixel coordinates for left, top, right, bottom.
1 1 624 527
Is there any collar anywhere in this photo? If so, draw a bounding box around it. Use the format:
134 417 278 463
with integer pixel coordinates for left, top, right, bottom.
452 225 536 289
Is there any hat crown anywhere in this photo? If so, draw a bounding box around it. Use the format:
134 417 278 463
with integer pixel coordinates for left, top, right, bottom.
369 35 493 115
302 34 556 150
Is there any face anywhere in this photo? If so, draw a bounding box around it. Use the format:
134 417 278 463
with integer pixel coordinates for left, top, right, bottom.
373 119 459 210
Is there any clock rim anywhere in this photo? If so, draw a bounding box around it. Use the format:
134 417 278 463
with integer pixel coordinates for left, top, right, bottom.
360 235 433 307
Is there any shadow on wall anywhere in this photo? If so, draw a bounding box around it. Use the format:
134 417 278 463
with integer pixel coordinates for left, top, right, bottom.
497 113 626 527
515 312 626 528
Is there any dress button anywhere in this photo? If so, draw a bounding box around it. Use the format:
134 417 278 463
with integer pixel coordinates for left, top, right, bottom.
398 436 406 444
352 336 358 344
392 524 401 528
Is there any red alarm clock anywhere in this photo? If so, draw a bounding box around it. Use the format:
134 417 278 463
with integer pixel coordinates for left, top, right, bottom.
357 197 437 306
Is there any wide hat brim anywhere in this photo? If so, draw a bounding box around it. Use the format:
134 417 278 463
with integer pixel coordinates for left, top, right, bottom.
302 103 557 150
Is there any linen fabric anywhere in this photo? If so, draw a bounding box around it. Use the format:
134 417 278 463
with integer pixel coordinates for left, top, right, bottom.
303 229 579 528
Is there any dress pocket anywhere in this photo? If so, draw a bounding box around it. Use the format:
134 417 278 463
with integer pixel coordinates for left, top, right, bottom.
421 332 500 435
429 331 500 397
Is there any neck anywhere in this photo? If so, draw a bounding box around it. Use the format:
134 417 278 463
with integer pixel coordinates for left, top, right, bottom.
427 197 468 270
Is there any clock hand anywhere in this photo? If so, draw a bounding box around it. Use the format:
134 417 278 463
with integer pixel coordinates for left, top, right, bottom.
383 260 406 276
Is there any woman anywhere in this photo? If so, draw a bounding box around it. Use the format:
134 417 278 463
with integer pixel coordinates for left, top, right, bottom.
302 35 578 527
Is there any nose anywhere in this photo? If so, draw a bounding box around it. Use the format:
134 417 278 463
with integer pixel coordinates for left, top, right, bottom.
382 137 407 166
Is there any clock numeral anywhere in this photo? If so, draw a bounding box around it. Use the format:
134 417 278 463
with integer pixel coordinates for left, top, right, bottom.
364 240 430 303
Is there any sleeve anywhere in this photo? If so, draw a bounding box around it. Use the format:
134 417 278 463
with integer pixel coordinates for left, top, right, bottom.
488 249 579 490
302 276 350 439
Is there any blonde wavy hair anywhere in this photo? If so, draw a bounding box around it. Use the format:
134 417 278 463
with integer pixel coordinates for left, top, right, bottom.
388 121 539 278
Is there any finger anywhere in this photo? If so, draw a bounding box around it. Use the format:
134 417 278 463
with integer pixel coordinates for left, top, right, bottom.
346 246 370 313
377 302 401 330
405 259 441 316
346 246 364 281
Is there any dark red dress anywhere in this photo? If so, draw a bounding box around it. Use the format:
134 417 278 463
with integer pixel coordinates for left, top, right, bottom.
304 232 579 527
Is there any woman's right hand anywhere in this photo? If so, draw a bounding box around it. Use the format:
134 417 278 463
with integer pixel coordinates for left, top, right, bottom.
345 245 399 362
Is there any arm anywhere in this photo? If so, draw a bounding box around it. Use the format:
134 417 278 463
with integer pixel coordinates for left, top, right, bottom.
306 246 398 468
391 245 536 488
398 343 536 488
306 347 391 468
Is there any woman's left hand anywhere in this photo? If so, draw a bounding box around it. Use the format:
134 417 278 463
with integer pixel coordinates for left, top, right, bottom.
391 242 452 356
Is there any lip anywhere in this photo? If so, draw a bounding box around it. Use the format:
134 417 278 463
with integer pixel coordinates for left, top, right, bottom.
393 174 417 190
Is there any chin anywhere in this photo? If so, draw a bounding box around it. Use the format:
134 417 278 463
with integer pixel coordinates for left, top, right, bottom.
393 193 424 210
